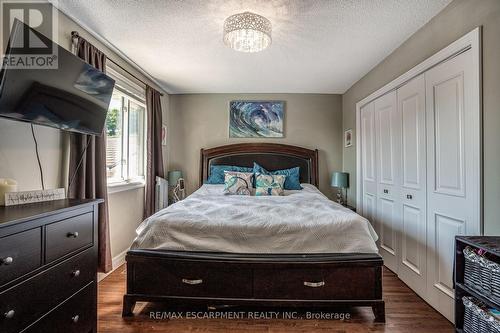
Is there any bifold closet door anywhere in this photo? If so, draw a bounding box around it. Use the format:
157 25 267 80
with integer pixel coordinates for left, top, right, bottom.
425 49 481 322
396 74 427 298
360 102 377 227
374 91 400 274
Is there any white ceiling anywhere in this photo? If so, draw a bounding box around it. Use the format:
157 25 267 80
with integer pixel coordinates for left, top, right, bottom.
56 0 452 94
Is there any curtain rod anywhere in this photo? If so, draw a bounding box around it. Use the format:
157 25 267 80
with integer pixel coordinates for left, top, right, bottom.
71 31 164 96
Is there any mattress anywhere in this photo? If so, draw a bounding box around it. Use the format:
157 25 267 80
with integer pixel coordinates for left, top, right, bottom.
131 184 379 254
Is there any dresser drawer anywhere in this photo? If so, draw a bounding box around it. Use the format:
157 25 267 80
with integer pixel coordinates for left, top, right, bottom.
254 267 377 300
133 260 253 298
0 228 41 287
22 282 96 333
45 212 93 262
0 247 96 333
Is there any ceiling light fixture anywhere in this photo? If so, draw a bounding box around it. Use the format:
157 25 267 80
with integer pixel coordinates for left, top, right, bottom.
223 11 272 53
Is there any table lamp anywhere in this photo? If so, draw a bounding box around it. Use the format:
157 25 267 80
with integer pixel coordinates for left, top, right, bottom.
168 170 184 202
331 172 349 205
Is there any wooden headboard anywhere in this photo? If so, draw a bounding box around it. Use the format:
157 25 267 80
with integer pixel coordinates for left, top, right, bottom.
200 143 319 187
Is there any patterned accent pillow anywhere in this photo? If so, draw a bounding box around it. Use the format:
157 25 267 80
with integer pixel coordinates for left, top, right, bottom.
223 171 253 195
255 173 286 196
253 162 302 190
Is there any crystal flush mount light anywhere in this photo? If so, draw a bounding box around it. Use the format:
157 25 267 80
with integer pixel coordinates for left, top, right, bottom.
223 11 272 53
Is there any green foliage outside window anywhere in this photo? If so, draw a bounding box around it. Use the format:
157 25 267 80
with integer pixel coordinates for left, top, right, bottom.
106 108 120 137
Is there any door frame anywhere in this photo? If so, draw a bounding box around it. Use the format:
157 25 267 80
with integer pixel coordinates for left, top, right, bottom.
355 27 482 234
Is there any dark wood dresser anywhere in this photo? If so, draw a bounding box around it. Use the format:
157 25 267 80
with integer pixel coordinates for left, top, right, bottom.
0 199 102 333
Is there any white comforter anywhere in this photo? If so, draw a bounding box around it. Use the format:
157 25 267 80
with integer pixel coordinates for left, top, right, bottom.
131 184 379 254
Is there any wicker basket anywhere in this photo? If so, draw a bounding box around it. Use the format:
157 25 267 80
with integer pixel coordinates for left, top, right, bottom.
464 246 500 301
463 296 500 333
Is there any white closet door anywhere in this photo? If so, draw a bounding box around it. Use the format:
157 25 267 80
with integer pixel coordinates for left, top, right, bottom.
397 74 427 297
374 91 401 274
425 49 481 322
360 102 377 226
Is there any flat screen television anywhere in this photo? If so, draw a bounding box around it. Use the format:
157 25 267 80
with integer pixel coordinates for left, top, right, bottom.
0 20 115 136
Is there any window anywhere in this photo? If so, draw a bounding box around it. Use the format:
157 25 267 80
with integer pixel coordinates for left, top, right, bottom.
105 82 146 186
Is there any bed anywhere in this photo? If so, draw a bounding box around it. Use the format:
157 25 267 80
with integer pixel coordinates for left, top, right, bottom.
122 143 385 322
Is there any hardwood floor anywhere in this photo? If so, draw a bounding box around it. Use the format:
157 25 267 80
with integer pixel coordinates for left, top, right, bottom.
98 265 454 333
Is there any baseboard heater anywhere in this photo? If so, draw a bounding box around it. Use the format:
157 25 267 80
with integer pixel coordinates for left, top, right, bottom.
155 176 168 213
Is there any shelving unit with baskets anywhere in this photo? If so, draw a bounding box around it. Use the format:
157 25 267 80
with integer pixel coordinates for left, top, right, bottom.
455 236 500 333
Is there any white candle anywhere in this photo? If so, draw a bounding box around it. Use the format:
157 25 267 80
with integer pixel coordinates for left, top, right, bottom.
0 179 18 206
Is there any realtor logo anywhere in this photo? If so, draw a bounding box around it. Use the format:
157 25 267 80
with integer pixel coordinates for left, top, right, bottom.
1 0 58 69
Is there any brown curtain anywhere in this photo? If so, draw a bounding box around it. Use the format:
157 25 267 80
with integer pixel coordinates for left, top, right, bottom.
144 86 165 218
68 34 112 273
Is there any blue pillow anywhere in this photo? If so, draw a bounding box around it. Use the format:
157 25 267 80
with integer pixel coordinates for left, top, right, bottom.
206 165 253 184
253 162 302 190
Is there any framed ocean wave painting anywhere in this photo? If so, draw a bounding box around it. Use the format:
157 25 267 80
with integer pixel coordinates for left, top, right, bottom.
229 101 284 138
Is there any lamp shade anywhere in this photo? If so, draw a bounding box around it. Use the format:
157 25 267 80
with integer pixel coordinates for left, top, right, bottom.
331 172 349 188
168 170 182 185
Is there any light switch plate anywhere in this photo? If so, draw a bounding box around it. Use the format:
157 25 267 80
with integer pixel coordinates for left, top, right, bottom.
4 188 66 206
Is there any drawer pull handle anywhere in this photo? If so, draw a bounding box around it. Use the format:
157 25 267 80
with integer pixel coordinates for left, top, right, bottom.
72 269 81 277
4 310 15 319
182 278 203 285
67 232 79 238
304 281 325 288
1 257 13 265
406 194 413 200
383 189 389 194
72 315 79 323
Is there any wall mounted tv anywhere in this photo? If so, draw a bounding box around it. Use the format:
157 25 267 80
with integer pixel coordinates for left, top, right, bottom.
0 20 115 136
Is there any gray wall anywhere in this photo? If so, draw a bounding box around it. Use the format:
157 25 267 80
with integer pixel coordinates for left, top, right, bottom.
168 94 343 199
342 0 500 234
0 10 170 263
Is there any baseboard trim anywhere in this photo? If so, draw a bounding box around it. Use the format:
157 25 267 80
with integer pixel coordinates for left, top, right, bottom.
98 248 129 282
